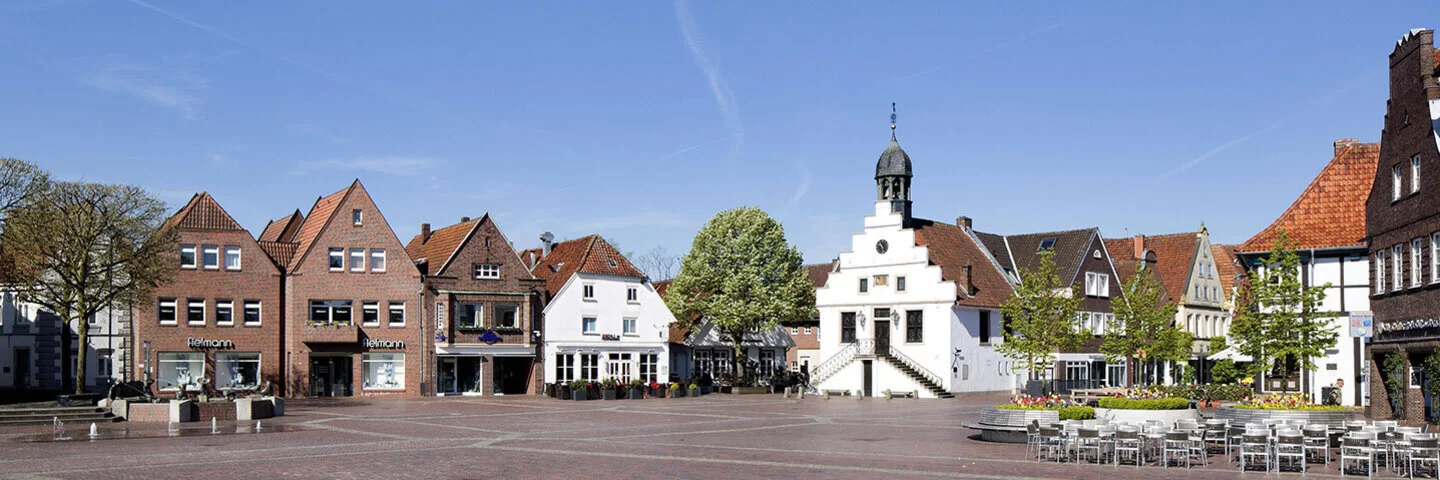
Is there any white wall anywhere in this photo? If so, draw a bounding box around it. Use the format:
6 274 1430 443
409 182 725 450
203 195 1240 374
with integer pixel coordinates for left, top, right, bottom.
541 273 672 384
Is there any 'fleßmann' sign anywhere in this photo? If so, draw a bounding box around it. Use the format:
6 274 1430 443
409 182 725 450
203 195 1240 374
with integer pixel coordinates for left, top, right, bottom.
363 339 406 349
187 337 235 349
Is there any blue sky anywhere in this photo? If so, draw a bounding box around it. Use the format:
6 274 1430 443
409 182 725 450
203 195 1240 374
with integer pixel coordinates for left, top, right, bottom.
2 1 1438 268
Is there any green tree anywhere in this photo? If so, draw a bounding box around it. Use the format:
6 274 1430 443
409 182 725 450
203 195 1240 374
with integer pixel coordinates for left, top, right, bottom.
1100 266 1189 386
663 207 815 385
997 249 1087 387
1383 352 1407 419
1229 230 1337 394
1423 353 1440 423
3 181 177 394
1211 359 1241 384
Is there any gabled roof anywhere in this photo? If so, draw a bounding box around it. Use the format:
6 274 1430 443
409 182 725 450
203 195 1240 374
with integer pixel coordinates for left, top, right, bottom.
805 262 836 289
257 240 299 270
1240 140 1379 252
405 217 481 272
1212 244 1241 297
1135 232 1200 303
258 210 304 242
528 235 646 296
166 192 245 231
980 228 1097 286
1103 237 1174 305
911 218 1014 308
974 231 1014 272
683 319 795 349
283 181 354 273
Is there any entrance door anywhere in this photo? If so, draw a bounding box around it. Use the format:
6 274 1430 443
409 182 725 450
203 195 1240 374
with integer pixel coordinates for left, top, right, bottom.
607 353 633 383
438 357 458 394
874 321 890 353
13 348 29 389
494 357 533 395
309 356 353 397
862 360 873 397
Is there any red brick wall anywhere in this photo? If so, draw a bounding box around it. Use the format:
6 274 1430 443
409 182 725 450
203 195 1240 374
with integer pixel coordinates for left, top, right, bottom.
133 228 285 396
784 321 819 367
286 183 425 397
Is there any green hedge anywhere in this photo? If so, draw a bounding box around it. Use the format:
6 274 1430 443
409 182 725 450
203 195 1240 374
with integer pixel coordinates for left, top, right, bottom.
1153 385 1252 402
1058 406 1095 420
1097 397 1191 410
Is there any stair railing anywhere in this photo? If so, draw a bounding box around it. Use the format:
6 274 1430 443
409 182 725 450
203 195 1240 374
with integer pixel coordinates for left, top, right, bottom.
883 344 946 391
808 342 860 387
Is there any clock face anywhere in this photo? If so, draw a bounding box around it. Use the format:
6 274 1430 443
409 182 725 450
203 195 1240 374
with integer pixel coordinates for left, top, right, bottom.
875 239 889 254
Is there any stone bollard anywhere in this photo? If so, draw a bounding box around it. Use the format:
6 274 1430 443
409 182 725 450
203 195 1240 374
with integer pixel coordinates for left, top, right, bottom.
235 397 254 421
169 399 194 423
267 396 285 416
111 399 129 420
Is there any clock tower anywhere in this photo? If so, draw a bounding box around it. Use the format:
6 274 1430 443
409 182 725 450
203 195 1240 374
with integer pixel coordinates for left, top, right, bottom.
875 127 913 226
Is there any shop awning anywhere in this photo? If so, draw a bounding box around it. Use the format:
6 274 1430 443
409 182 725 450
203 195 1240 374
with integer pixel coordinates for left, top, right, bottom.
1207 346 1253 362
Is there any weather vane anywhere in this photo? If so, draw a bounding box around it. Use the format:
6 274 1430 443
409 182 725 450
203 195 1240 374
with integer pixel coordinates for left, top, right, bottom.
890 102 897 138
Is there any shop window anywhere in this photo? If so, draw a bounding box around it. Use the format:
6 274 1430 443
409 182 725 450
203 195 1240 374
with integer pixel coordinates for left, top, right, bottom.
579 353 599 380
158 352 204 391
216 352 260 389
639 354 658 383
362 353 405 390
555 354 574 383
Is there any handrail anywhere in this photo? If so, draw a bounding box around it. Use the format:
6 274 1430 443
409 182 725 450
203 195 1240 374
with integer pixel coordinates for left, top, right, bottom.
809 342 859 387
883 344 945 389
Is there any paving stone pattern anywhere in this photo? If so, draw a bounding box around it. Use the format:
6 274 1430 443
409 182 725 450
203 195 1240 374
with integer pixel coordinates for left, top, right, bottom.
0 394 1372 479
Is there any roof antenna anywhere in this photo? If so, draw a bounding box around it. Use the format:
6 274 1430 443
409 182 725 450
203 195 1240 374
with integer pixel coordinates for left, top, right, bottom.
890 102 898 140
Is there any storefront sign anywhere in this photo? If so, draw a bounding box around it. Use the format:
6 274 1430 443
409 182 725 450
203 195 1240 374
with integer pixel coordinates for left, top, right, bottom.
478 330 503 345
187 337 234 349
1350 312 1373 338
363 338 406 349
1376 317 1440 335
600 334 620 341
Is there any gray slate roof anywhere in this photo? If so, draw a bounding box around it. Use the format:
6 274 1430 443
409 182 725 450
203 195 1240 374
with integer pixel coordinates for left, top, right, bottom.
874 137 913 178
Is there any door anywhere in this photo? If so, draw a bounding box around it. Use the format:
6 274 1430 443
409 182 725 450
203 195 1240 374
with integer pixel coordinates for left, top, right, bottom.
13 348 30 389
874 321 890 353
310 356 354 397
494 357 533 395
438 357 458 394
607 353 633 383
862 360 873 397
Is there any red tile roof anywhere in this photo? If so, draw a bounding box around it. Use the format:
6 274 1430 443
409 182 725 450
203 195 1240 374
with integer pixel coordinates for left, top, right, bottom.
805 262 835 289
528 235 647 296
1138 232 1199 304
167 192 245 231
911 218 1014 308
258 210 303 242
1103 236 1177 305
405 216 482 273
1239 140 1379 252
257 240 299 270
284 182 353 273
1212 244 1241 297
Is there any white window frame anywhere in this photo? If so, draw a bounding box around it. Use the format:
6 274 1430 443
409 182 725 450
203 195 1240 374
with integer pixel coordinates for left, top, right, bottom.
1432 233 1440 285
158 298 177 325
361 353 405 390
456 303 484 330
388 301 405 327
1413 154 1423 193
623 317 637 335
361 301 380 327
582 284 595 300
790 327 798 335
224 246 241 271
349 248 364 272
1395 244 1405 291
494 304 519 329
201 245 220 270
369 249 386 273
555 354 574 383
804 326 812 335
180 244 197 269
1376 250 1386 294
582 316 597 334
186 300 206 325
474 263 501 279
328 248 344 271
216 299 234 326
1395 164 1405 201
626 286 638 303
243 300 261 326
352 209 363 226
1414 238 1425 288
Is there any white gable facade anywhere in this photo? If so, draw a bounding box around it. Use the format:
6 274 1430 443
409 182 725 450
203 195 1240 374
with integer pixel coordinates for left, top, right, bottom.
542 273 672 386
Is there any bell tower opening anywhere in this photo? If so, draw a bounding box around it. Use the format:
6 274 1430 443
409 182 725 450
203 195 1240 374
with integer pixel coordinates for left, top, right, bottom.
875 103 913 224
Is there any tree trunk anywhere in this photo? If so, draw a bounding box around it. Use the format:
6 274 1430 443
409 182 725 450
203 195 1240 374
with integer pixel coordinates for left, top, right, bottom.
75 313 88 395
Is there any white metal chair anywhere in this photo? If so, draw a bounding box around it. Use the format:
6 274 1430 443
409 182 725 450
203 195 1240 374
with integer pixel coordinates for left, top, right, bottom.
1114 428 1143 468
1408 436 1439 479
1164 431 1192 468
1276 431 1306 474
1038 427 1066 463
1226 425 1247 463
1025 421 1043 460
1186 427 1209 467
1304 425 1331 465
1075 428 1105 464
1240 433 1271 473
1342 433 1377 478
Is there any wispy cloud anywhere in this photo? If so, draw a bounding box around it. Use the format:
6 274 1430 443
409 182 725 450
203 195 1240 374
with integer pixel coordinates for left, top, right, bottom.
675 0 743 157
576 212 695 231
289 157 440 177
665 137 727 157
80 63 208 118
787 160 812 207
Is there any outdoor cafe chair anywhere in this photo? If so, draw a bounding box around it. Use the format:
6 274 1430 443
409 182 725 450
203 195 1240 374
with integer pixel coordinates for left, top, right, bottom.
1226 425 1247 463
1038 427 1065 463
1240 433 1271 473
1176 419 1199 431
1408 437 1440 479
1376 420 1400 431
1025 421 1042 460
1204 422 1228 454
1075 428 1105 464
1164 431 1192 468
1114 428 1143 468
1304 425 1331 465
1186 427 1209 467
1342 433 1378 478
1276 431 1307 475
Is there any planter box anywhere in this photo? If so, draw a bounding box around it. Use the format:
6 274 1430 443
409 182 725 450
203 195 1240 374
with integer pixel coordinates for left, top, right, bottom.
733 386 768 395
629 388 645 399
573 390 588 401
671 389 684 397
602 389 617 400
969 407 1060 443
1093 407 1200 425
301 323 359 343
1212 405 1358 429
688 388 700 397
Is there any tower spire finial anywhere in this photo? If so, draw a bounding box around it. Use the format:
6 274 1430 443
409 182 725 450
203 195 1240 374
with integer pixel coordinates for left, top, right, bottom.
890 102 897 139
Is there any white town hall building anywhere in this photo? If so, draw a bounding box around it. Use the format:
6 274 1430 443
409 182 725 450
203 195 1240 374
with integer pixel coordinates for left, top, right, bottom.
812 130 1019 398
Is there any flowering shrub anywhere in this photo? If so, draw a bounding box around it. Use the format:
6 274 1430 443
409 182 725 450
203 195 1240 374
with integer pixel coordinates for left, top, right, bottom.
1154 384 1253 402
1098 397 1190 410
1234 393 1349 411
998 394 1075 410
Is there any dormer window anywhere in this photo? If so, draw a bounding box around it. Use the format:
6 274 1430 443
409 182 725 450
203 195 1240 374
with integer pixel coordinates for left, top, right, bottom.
608 259 617 267
352 209 363 226
1038 239 1056 251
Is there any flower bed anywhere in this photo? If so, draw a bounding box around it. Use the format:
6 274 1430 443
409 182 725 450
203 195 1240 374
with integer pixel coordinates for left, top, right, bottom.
1097 397 1190 410
1233 393 1348 411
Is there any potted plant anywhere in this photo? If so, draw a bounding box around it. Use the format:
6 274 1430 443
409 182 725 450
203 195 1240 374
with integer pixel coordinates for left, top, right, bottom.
688 382 700 398
649 381 665 398
629 379 646 400
569 380 591 401
557 382 571 400
670 382 683 397
601 377 619 400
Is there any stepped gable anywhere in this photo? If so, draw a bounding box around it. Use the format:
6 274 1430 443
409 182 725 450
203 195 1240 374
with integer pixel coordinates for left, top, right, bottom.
1240 141 1379 252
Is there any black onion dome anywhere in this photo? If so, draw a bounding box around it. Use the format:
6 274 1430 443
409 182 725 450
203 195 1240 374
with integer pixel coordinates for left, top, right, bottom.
875 137 913 179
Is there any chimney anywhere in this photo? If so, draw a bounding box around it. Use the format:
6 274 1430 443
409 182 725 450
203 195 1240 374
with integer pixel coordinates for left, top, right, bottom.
540 231 555 257
956 216 972 229
1333 138 1359 155
1132 235 1144 259
460 216 471 223
421 223 432 243
960 264 974 295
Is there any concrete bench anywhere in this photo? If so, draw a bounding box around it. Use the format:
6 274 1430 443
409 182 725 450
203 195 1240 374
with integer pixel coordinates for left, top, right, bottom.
822 389 850 399
882 389 916 399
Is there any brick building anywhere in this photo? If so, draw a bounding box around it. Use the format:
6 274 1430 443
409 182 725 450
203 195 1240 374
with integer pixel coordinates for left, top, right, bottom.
132 193 285 396
259 180 425 397
1366 29 1440 420
783 262 832 374
406 214 545 395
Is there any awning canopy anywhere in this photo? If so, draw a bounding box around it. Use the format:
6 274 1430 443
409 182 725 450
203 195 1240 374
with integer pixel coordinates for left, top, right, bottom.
1207 346 1253 362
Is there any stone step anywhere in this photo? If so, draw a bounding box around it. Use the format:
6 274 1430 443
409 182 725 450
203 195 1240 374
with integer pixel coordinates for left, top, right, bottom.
0 415 119 426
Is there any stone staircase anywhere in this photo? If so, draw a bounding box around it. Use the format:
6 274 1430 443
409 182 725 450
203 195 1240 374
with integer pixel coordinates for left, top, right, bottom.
0 406 120 426
876 351 952 398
